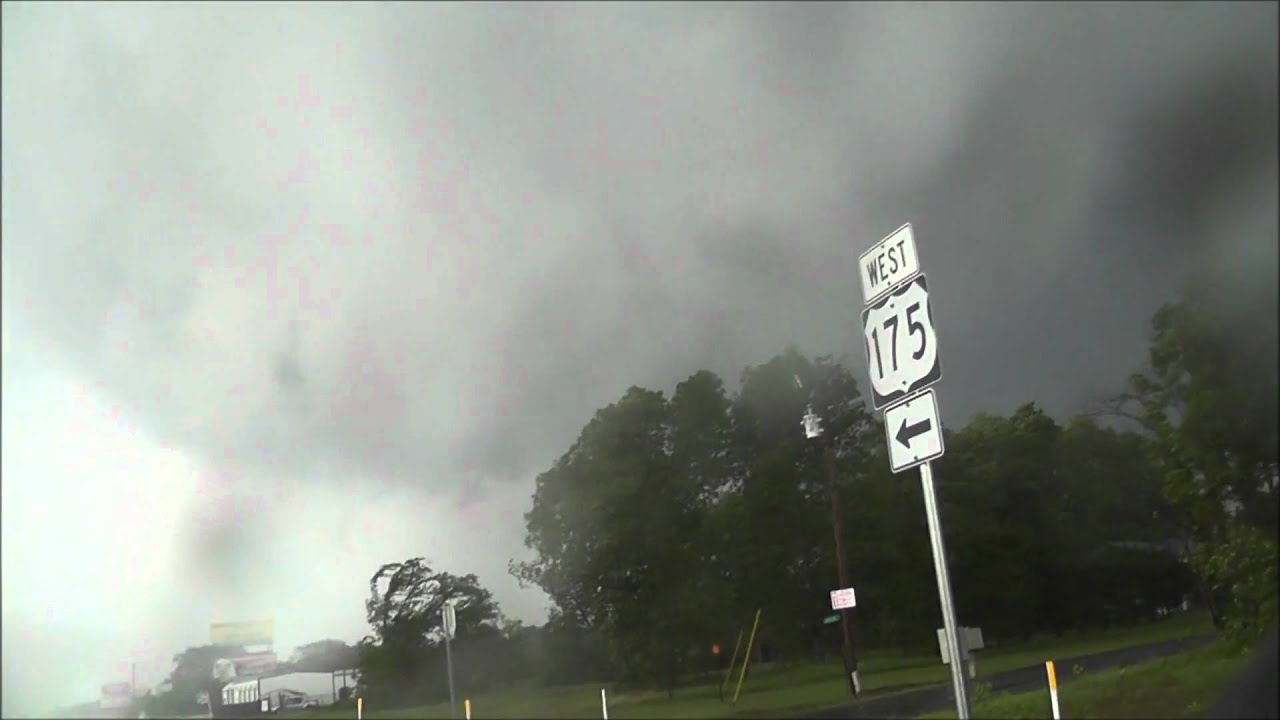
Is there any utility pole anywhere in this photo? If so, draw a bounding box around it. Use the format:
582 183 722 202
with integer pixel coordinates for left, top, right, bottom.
826 445 861 696
802 393 860 698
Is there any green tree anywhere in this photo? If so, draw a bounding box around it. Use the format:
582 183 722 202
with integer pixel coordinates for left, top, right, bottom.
1118 280 1279 638
842 417 937 650
287 639 360 673
138 643 246 718
1048 417 1187 631
1055 417 1177 548
358 558 501 703
723 349 880 659
727 348 835 658
937 405 1062 641
665 371 744 679
514 385 709 694
508 333 1238 694
534 608 614 686
1193 523 1279 644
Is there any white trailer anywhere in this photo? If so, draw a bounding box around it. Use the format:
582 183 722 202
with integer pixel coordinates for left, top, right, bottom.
221 678 261 709
222 670 355 713
260 672 339 708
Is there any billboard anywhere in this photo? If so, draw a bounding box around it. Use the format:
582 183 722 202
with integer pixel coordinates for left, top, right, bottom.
211 619 274 647
100 682 133 710
232 652 279 678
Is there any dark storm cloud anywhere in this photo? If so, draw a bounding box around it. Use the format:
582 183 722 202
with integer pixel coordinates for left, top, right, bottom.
463 3 1279 459
848 3 1279 424
1113 57 1278 245
4 2 1276 492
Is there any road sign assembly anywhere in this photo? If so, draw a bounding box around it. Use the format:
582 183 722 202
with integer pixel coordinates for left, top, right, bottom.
856 223 970 719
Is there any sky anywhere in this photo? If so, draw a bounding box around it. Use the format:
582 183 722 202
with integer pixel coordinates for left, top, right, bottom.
2 2 1277 715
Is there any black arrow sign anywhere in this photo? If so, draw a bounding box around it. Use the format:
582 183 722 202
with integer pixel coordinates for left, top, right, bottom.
896 417 932 448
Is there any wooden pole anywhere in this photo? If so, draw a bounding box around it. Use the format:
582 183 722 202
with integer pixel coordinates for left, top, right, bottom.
719 629 745 702
732 609 763 705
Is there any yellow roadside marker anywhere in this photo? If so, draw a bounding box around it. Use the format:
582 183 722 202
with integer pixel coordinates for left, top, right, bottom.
1045 660 1061 719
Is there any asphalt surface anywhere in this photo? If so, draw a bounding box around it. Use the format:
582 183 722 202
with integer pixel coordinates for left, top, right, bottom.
806 634 1217 719
1206 625 1279 720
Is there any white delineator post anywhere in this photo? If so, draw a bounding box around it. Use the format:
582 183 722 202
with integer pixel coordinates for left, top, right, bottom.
465 698 472 719
601 688 609 719
357 696 363 720
1046 661 1061 719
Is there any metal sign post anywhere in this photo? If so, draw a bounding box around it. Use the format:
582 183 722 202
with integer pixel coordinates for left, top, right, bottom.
857 223 970 719
443 602 458 719
922 461 971 717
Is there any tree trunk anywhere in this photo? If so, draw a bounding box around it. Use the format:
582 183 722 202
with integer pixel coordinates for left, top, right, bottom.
1194 573 1226 629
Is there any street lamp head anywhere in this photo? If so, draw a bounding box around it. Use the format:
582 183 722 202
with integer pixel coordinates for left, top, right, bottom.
802 404 824 439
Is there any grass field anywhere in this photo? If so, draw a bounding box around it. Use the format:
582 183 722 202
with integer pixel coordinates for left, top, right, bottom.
304 611 1215 719
919 639 1252 719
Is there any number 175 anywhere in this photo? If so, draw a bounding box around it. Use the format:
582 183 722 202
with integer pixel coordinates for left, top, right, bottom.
869 301 927 380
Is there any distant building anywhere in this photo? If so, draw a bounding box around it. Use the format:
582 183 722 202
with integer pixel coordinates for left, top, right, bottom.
99 682 134 712
1105 538 1199 559
216 670 358 717
59 700 108 719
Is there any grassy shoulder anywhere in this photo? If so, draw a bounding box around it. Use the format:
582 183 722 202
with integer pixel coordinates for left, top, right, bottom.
304 611 1214 719
919 639 1252 719
960 610 1214 678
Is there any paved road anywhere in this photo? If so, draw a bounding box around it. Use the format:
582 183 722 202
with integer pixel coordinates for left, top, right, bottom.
1206 625 1278 719
807 634 1217 719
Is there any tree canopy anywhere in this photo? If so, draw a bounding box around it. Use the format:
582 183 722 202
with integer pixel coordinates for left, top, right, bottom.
508 280 1275 688
334 278 1274 706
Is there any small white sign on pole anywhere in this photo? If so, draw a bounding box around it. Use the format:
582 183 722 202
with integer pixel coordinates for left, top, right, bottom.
830 587 857 610
937 626 985 664
937 628 956 664
964 627 984 651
